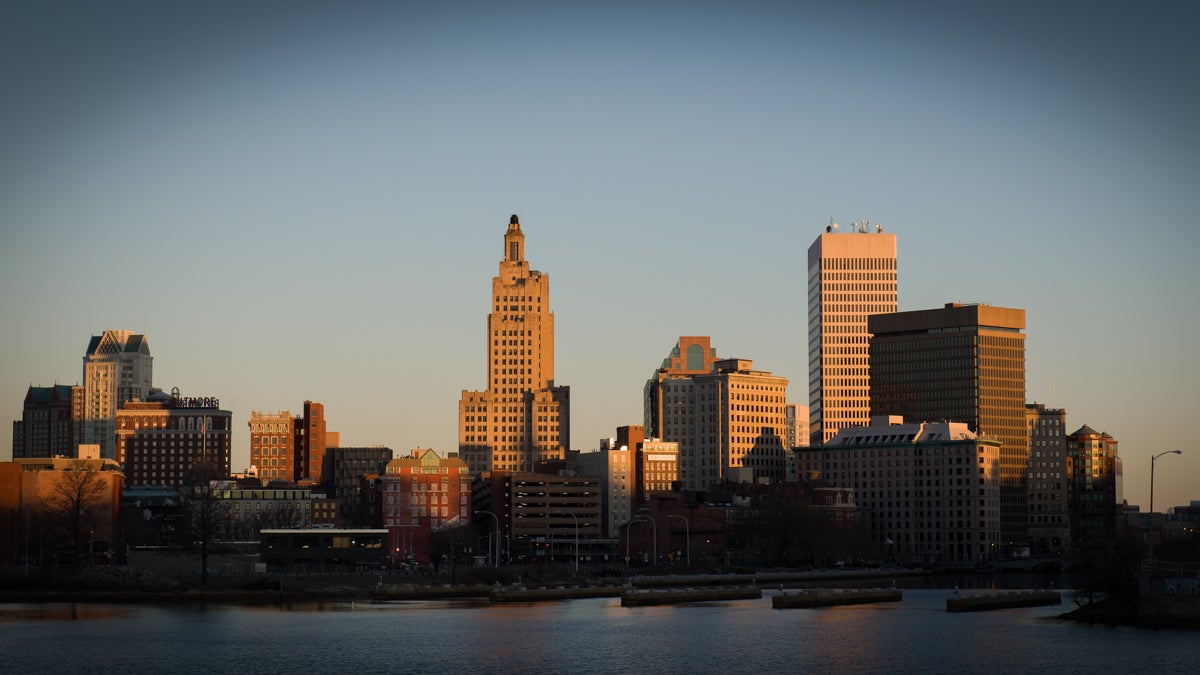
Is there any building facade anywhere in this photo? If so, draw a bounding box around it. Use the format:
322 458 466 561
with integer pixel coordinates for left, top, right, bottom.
116 396 232 488
650 355 789 491
380 449 471 564
459 215 570 476
796 416 1001 563
807 228 898 446
12 384 82 459
868 303 1028 553
638 439 679 501
1066 425 1122 552
325 446 394 526
0 457 125 568
1026 402 1069 553
249 411 296 482
472 471 602 563
82 330 153 459
578 442 633 539
297 401 328 484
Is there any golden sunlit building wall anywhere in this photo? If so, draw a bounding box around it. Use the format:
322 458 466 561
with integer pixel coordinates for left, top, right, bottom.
459 215 570 476
647 346 789 490
82 330 153 460
1066 424 1121 552
868 303 1028 553
249 411 296 482
807 227 898 446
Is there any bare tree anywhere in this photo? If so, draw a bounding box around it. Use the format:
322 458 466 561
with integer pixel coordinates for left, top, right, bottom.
42 460 108 571
183 458 228 585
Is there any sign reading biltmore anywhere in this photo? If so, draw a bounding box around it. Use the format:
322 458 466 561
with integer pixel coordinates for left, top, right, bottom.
174 396 220 409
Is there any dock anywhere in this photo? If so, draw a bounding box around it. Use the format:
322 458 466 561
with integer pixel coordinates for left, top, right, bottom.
946 590 1061 612
772 588 902 609
490 586 624 603
621 586 762 607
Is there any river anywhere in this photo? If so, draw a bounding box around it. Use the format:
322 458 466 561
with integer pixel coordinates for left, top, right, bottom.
1 583 1194 674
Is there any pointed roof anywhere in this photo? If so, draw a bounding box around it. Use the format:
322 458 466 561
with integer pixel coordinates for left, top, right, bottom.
1069 424 1100 437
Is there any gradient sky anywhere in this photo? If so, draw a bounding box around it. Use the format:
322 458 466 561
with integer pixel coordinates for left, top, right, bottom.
2 1 1197 511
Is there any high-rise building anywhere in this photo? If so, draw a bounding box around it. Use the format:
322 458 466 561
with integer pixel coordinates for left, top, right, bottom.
1066 425 1121 552
296 401 327 484
807 227 897 446
12 385 81 459
647 347 789 490
459 215 570 476
796 416 1001 563
645 336 719 440
82 330 153 459
249 411 296 482
868 303 1028 552
117 394 232 488
1026 402 1069 553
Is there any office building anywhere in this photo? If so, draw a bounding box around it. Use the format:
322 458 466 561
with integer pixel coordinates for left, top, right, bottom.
81 330 153 459
1026 403 1069 553
381 449 471 564
297 401 328 484
868 303 1028 552
796 416 1001 563
1066 425 1122 552
12 384 82 459
647 345 789 490
249 411 296 482
578 441 633 538
116 393 232 488
637 439 679 501
459 215 571 476
807 226 897 445
325 446 393 526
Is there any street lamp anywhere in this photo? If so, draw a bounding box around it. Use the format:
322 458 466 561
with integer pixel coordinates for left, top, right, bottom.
475 510 501 567
1150 450 1182 516
668 514 689 569
564 511 578 569
627 515 656 567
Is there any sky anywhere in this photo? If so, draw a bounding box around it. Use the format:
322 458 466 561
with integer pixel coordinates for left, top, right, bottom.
2 1 1198 511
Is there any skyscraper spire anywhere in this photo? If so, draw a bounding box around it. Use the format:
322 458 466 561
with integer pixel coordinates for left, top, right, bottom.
459 215 571 476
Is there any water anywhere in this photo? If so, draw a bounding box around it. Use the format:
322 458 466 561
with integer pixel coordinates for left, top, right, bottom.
1 588 1195 674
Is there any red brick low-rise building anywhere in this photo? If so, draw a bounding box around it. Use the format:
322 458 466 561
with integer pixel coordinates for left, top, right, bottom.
381 449 471 564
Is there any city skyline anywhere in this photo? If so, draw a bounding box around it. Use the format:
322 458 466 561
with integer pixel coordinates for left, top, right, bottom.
2 2 1198 511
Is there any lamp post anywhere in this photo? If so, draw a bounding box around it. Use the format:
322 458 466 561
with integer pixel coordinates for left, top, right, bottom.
564 511 579 573
668 514 689 569
628 515 656 567
1150 450 1182 516
1149 450 1182 560
475 510 501 567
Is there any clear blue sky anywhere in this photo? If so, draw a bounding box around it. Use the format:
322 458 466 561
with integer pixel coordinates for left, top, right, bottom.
2 1 1197 510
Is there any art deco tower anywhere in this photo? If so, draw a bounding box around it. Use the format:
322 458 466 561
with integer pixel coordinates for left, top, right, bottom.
459 215 570 476
807 226 897 445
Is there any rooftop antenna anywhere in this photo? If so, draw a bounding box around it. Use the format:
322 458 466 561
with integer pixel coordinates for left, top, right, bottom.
1052 368 1057 408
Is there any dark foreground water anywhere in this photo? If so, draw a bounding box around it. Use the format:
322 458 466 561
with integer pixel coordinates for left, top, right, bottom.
1 587 1195 674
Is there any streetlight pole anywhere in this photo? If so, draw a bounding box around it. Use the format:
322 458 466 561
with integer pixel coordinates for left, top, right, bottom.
564 512 579 573
1149 450 1182 560
630 515 656 567
475 510 501 567
1150 450 1182 516
669 514 689 569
